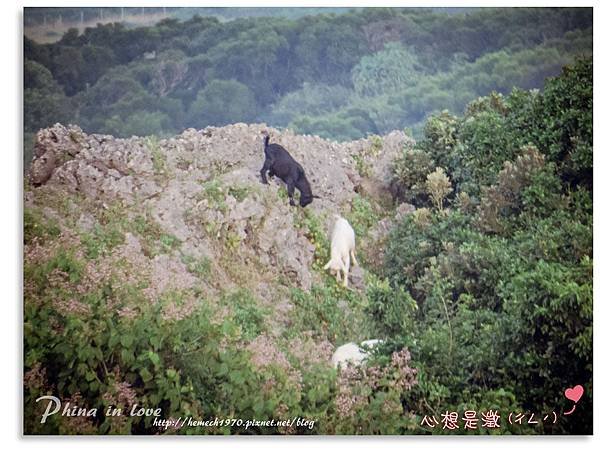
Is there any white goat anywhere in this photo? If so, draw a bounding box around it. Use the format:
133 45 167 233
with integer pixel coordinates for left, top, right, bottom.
323 215 357 287
331 339 383 369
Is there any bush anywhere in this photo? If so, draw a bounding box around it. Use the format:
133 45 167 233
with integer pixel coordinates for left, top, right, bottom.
425 167 452 212
366 276 417 337
392 148 434 205
24 249 203 433
382 57 592 434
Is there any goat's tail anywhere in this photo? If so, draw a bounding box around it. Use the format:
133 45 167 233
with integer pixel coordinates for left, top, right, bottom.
263 134 270 150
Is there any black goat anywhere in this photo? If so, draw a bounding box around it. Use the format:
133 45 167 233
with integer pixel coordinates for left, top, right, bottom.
260 134 319 207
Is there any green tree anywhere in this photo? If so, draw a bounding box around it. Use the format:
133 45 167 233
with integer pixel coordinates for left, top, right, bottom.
268 82 352 126
24 60 70 133
188 79 257 128
351 42 423 97
104 111 170 137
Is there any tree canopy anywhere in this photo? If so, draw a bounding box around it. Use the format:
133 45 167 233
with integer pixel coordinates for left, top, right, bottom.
24 7 591 160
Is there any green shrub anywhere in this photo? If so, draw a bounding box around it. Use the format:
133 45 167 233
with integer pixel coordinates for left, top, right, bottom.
144 136 166 174
24 208 61 245
24 247 203 433
202 179 227 211
347 195 380 240
366 276 417 337
392 148 434 205
81 224 125 259
382 57 592 434
181 254 212 278
293 208 329 270
288 282 371 346
221 289 269 340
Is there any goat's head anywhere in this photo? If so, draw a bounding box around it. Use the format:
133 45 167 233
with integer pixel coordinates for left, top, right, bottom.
297 175 321 207
299 193 322 207
299 193 314 207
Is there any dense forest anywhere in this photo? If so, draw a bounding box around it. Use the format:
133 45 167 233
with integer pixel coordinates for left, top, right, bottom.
23 6 355 26
24 7 592 166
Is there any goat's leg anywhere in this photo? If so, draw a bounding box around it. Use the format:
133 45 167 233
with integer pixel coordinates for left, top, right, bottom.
350 249 358 266
260 158 273 184
342 255 350 287
286 180 296 206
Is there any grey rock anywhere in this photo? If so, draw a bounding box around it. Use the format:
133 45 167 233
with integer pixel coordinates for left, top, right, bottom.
349 265 366 291
77 212 97 233
26 122 408 292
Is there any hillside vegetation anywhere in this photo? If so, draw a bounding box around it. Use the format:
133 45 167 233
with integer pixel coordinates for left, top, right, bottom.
24 57 592 434
24 7 592 167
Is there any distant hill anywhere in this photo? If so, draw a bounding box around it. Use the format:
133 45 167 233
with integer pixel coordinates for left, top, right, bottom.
24 7 592 166
24 7 359 43
24 6 476 43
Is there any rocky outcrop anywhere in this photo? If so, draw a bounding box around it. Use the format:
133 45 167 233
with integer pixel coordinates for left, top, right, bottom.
26 122 413 293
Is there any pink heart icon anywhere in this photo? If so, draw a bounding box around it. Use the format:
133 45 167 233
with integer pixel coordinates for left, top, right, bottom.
565 385 584 403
